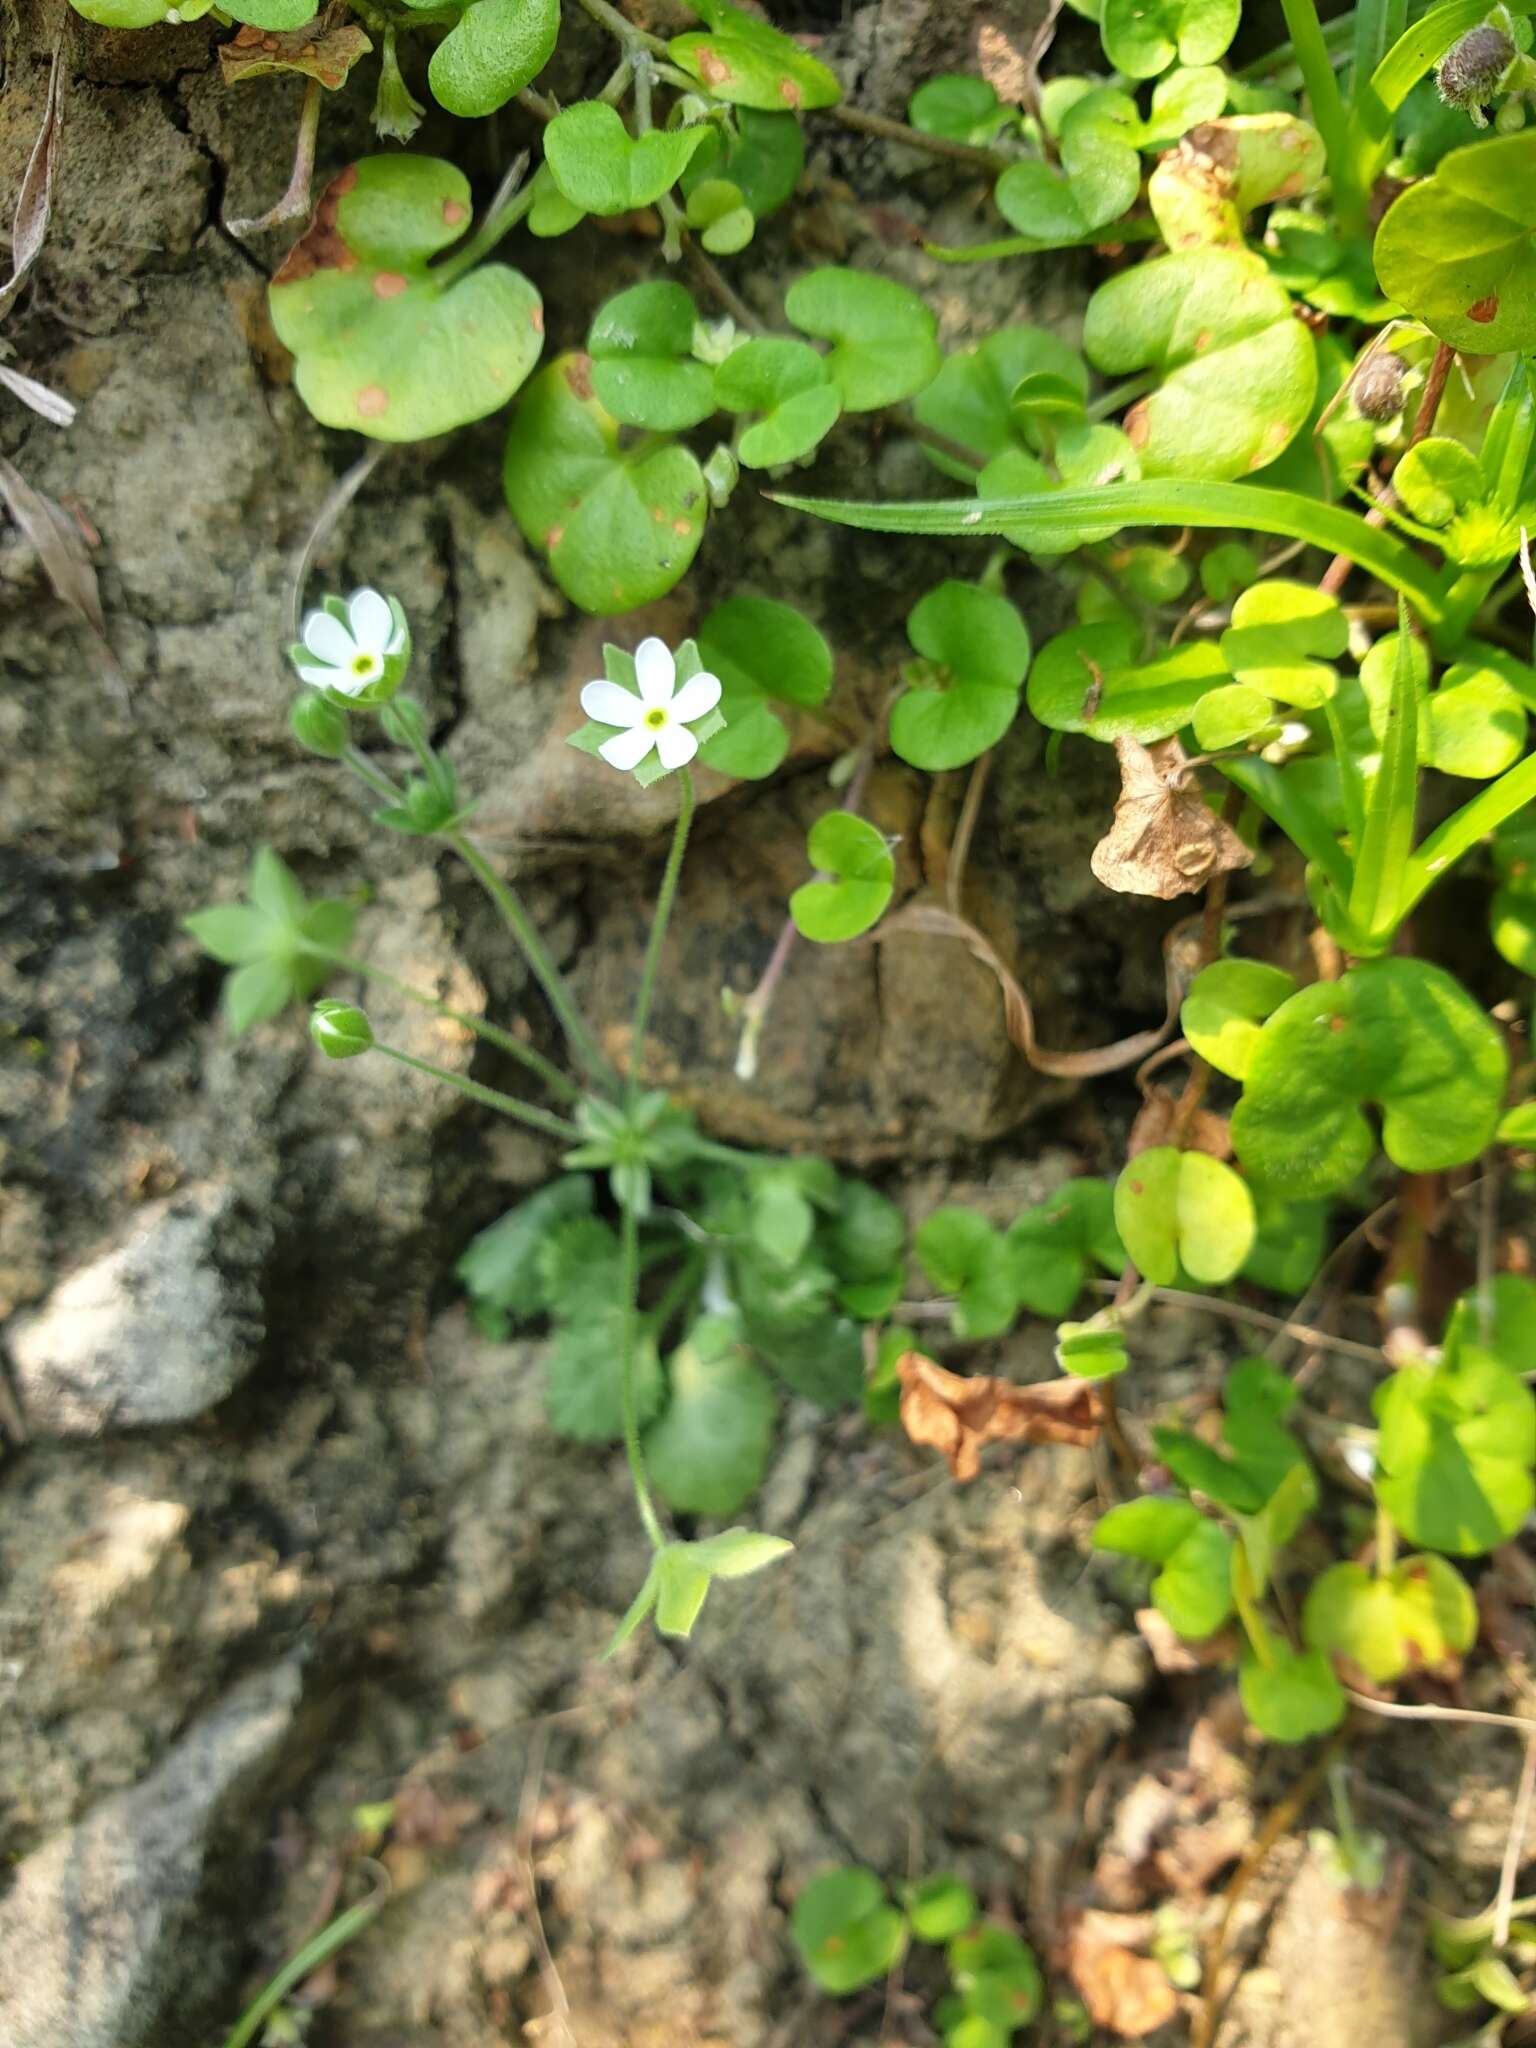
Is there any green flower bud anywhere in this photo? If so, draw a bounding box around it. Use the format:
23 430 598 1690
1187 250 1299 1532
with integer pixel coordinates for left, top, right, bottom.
703 442 741 509
289 692 351 759
1496 94 1528 131
1437 24 1515 107
310 1000 374 1059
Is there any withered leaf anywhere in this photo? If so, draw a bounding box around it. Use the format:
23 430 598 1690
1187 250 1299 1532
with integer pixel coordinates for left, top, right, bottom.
897 1351 1100 1483
1065 1912 1180 2038
0 42 63 327
1091 736 1253 901
1127 1083 1231 1161
0 455 120 690
220 20 373 91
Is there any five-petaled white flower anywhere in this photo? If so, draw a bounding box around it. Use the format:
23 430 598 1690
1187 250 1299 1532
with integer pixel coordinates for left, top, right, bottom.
295 588 408 698
580 637 722 775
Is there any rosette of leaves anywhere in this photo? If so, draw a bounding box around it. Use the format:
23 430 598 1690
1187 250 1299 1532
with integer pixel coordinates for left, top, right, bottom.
1374 130 1536 354
889 580 1032 771
395 0 557 118
504 353 708 613
1388 436 1531 568
268 157 543 442
1229 957 1508 1196
184 848 354 1036
1084 245 1317 479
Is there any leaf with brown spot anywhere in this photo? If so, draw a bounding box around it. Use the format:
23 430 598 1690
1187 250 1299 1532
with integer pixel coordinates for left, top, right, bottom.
897 1352 1100 1483
1065 1912 1180 2038
1091 735 1253 900
220 19 373 91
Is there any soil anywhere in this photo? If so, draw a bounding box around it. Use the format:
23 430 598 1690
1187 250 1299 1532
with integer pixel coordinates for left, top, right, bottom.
1 2 1530 2045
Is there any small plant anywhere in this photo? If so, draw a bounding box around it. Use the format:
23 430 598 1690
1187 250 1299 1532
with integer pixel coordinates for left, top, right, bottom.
790 1864 1043 2047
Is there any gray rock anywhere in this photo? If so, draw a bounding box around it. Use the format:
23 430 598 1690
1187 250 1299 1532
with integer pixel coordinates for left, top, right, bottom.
5 1182 270 1435
0 1661 302 2048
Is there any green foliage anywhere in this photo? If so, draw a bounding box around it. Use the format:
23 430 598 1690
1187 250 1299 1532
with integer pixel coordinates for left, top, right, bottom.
544 101 709 214
668 0 843 112
1113 1147 1256 1286
916 1208 1018 1339
695 594 833 778
184 848 355 1037
790 812 895 942
1180 960 1297 1080
791 1867 908 1993
890 581 1032 771
1303 1554 1477 1682
1230 959 1508 1196
642 1316 777 1516
1006 1178 1124 1318
1100 0 1239 78
609 1529 794 1649
996 89 1141 241
784 268 943 411
1374 130 1536 353
416 0 558 118
269 157 543 442
587 282 717 431
714 337 843 467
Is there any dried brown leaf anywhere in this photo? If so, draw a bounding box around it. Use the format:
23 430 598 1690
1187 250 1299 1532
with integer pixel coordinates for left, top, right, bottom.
875 899 1195 1078
1128 1084 1231 1161
0 42 64 325
0 456 121 688
220 19 373 91
897 1351 1100 1483
1065 1912 1180 2038
1091 736 1253 901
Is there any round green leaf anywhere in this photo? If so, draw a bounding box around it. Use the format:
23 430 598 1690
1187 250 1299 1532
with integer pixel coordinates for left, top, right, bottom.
784 267 942 412
1115 1147 1256 1287
1006 1178 1123 1319
792 1868 906 1994
713 336 842 467
587 281 717 431
426 0 558 116
790 811 895 943
503 354 706 614
1429 659 1528 779
1218 580 1346 707
1229 958 1508 1196
670 0 842 112
1084 246 1316 480
1374 131 1536 354
1181 959 1297 1080
1239 1643 1345 1742
1026 620 1229 742
907 1874 980 1943
1102 0 1240 78
910 74 1014 147
269 157 544 442
1152 1517 1236 1638
696 593 833 779
996 88 1140 241
913 327 1089 481
544 100 709 214
890 580 1030 771
685 178 755 253
1192 682 1275 750
1241 1188 1327 1295
1394 436 1485 528
643 1318 777 1517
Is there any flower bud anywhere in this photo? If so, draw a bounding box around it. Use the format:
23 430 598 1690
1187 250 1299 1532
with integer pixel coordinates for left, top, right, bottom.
310 1000 374 1059
289 692 351 759
372 28 425 144
1437 24 1515 107
1351 351 1407 424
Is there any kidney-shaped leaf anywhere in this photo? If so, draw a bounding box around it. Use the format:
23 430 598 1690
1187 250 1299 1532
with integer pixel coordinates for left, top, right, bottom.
269 157 544 442
1239 1642 1344 1742
1085 245 1316 479
504 354 706 613
1115 1146 1256 1286
1181 959 1297 1079
913 327 1089 482
1219 579 1346 706
785 267 942 412
587 280 716 431
1230 957 1508 1196
790 811 895 942
696 593 832 778
420 0 558 116
1027 620 1230 742
1303 1554 1476 1682
671 0 841 110
714 336 843 467
995 88 1141 242
1374 131 1536 355
1375 1344 1536 1556
890 580 1031 771
1101 0 1240 77
545 100 709 214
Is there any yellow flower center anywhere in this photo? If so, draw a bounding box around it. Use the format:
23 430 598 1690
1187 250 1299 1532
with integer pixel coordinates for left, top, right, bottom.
644 707 668 729
351 653 376 676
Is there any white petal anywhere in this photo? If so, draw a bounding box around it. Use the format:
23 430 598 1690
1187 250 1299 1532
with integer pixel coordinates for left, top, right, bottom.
328 671 376 699
669 671 722 725
295 662 342 688
600 723 659 772
347 587 394 655
580 679 645 727
301 611 356 666
634 637 676 706
655 720 698 771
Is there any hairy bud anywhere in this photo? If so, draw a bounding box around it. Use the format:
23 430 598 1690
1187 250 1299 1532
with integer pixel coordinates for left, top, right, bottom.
1437 24 1515 107
1351 352 1407 424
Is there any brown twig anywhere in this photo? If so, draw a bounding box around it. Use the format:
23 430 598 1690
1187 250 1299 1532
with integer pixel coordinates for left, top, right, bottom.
684 239 764 333
1088 1279 1385 1365
516 1719 575 2047
947 748 993 916
226 77 322 238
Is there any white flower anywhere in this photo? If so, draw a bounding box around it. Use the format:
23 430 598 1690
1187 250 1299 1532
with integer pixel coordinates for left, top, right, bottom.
295 588 407 697
580 637 722 775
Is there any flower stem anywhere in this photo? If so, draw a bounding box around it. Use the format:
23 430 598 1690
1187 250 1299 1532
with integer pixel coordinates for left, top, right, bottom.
628 769 695 1107
302 945 579 1100
619 1197 667 1552
373 1043 580 1141
446 829 620 1095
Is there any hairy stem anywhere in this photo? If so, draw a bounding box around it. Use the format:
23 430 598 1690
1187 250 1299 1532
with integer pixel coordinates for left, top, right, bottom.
374 1044 580 1140
629 769 696 1105
619 1198 667 1551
